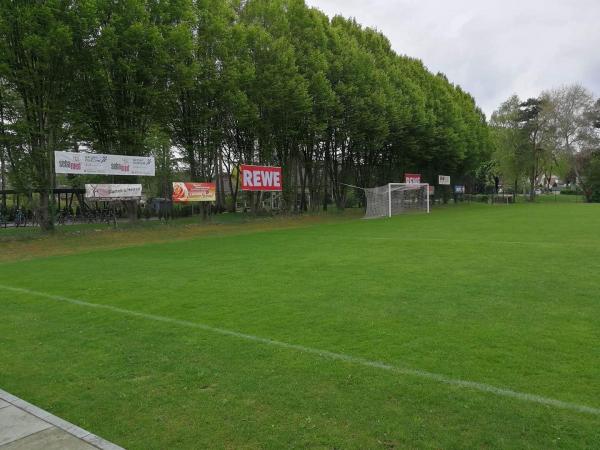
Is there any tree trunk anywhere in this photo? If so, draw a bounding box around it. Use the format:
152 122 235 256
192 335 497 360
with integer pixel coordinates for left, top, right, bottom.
125 200 138 222
38 191 54 231
0 147 6 211
227 168 239 213
529 171 535 202
323 144 330 211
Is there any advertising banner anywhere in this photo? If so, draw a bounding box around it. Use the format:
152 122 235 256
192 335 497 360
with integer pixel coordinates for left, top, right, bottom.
172 182 216 202
454 185 465 194
85 184 143 200
55 151 155 176
438 175 451 185
404 173 421 184
240 165 282 191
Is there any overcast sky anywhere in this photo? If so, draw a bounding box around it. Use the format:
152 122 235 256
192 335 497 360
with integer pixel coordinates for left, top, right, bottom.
305 0 600 117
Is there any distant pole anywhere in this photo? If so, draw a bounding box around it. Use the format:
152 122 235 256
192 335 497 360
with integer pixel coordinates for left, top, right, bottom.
388 183 392 218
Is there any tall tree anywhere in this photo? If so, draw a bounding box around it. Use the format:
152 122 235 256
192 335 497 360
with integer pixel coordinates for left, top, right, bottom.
0 0 91 229
168 0 231 214
491 95 527 194
0 77 20 210
545 85 597 182
75 0 188 219
518 97 553 200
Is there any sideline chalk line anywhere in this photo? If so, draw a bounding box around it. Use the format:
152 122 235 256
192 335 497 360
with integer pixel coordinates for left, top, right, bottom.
1 284 598 416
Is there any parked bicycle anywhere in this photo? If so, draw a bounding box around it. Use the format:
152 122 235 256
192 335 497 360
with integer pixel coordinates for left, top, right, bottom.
14 208 27 227
56 209 75 225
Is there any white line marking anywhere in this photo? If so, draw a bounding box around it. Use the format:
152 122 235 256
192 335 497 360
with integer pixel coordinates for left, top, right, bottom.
1 284 599 416
359 237 597 247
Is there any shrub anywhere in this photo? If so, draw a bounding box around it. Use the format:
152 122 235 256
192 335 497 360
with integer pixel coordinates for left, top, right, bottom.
560 189 583 196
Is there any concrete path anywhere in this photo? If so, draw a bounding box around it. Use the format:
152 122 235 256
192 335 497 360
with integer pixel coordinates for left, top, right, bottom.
0 389 124 450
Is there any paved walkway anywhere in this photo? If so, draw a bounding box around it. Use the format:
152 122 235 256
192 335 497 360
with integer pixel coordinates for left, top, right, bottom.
0 389 123 450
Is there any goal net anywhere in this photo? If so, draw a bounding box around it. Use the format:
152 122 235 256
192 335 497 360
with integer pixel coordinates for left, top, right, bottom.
364 183 430 219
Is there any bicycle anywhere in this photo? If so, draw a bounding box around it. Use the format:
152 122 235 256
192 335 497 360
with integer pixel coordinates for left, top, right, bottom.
56 209 74 225
14 209 27 227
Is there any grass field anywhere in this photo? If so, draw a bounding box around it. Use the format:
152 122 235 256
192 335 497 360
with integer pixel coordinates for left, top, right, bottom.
1 202 599 449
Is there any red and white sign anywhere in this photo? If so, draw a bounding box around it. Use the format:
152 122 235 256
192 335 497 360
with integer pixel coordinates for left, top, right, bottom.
240 165 282 191
404 173 421 184
172 182 216 202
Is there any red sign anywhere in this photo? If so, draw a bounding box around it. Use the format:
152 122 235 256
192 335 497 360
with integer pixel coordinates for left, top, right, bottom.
405 173 422 184
241 165 282 191
172 182 216 202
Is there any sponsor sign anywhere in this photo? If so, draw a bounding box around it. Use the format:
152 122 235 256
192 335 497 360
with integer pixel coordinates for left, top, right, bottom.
438 175 451 185
454 185 465 194
172 182 216 202
55 151 155 176
240 165 282 191
404 173 421 184
85 184 143 200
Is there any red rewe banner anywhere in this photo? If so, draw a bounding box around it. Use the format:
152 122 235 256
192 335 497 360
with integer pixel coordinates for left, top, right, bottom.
240 164 283 191
404 173 422 184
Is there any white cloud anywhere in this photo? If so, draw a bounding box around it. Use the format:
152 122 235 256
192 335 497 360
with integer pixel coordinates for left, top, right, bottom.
305 0 600 117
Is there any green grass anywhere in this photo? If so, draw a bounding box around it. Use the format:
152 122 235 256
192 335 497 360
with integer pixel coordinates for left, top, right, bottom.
1 203 599 449
0 209 356 241
534 193 586 203
0 213 250 240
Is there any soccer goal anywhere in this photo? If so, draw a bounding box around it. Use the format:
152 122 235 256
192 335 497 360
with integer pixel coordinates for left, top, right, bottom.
364 183 430 219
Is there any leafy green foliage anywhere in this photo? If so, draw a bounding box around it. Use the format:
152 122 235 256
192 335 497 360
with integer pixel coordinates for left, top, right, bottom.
1 0 492 217
491 86 599 198
580 150 600 202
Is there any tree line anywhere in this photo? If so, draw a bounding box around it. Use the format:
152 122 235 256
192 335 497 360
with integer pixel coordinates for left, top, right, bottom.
490 85 600 201
0 0 491 229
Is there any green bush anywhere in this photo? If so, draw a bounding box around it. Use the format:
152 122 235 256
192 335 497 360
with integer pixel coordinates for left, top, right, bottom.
466 194 489 203
560 189 583 196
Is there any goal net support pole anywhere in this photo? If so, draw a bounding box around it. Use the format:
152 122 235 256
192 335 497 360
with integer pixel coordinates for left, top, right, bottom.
388 183 392 218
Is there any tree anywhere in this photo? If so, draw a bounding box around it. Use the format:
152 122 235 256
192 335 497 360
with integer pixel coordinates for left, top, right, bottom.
0 77 21 210
0 1 91 229
145 126 176 199
579 150 600 202
1 0 493 221
167 0 229 216
490 95 527 194
518 97 553 200
74 0 188 220
544 84 597 183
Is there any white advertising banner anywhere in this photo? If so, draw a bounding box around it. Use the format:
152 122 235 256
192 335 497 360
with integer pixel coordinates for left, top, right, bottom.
85 184 143 200
55 151 155 176
438 175 451 185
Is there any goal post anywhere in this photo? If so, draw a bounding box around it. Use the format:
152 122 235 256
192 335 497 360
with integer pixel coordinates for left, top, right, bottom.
364 183 430 219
